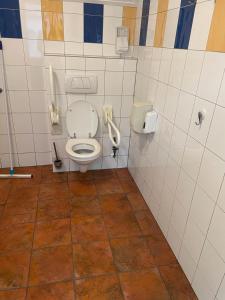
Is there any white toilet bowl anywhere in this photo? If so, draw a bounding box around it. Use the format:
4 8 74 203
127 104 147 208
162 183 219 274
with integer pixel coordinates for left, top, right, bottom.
66 138 101 173
65 101 101 173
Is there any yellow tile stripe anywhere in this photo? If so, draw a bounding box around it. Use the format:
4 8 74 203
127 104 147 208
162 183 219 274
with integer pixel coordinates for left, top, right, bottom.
207 0 225 52
123 6 137 46
41 0 64 41
154 0 169 47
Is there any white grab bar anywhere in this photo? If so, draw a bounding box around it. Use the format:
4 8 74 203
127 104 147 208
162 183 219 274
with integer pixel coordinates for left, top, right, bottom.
103 105 121 148
49 65 59 125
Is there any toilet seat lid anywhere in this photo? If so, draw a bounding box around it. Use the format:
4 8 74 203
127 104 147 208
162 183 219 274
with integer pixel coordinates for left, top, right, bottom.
66 101 98 138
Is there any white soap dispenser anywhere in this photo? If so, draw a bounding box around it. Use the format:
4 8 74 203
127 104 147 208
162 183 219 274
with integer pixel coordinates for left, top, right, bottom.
116 26 129 54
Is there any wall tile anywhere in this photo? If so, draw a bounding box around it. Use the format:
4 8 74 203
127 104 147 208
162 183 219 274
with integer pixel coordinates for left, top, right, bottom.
64 13 83 42
20 10 43 39
19 0 41 11
103 16 121 45
139 0 150 46
42 12 64 41
189 0 214 50
153 11 167 47
84 15 103 43
0 0 20 9
207 0 225 52
41 0 62 13
163 8 179 48
84 3 103 16
123 6 137 45
175 2 196 49
198 149 225 202
63 1 83 14
0 9 22 38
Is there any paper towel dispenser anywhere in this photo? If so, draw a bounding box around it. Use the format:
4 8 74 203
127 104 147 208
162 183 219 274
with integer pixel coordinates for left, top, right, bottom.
65 75 97 94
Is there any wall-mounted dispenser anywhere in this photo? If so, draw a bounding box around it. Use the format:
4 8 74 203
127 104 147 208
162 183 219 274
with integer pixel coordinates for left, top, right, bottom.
65 75 97 94
116 26 129 54
131 102 157 134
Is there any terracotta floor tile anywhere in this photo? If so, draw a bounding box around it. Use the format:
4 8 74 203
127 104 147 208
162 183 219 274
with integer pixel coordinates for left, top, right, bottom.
73 241 116 278
110 237 154 272
0 288 26 300
0 223 34 253
159 264 197 299
93 169 116 179
4 199 37 216
34 218 71 249
119 269 170 300
95 177 123 194
104 212 142 238
0 184 11 205
40 165 68 183
71 196 101 216
8 185 39 202
147 237 177 266
119 178 138 193
71 214 107 242
135 210 160 235
0 250 30 289
68 171 94 181
76 274 123 300
69 180 96 197
99 193 132 214
37 198 71 221
29 245 73 285
27 281 75 300
0 205 4 217
0 212 36 226
127 192 148 211
39 183 71 200
115 168 132 179
12 167 41 186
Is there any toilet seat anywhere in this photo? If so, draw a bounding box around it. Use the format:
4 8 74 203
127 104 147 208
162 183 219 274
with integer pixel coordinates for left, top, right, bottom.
66 138 101 162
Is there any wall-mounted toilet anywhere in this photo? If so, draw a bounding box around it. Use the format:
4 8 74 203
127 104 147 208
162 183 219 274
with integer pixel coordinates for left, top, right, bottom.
65 100 101 173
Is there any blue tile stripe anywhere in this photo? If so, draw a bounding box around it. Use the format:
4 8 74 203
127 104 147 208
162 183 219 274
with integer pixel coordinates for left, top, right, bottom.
0 0 20 9
174 1 196 49
84 3 103 43
0 41 2 50
139 0 151 46
0 9 22 38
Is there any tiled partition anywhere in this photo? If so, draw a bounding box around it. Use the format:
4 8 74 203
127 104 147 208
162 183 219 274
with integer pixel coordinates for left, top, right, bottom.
129 0 225 299
0 0 137 169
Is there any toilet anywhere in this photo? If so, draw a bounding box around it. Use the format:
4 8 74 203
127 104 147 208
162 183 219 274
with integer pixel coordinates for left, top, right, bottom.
65 101 101 173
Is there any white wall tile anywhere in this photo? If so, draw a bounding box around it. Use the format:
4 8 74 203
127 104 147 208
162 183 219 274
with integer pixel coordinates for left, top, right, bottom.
64 13 83 42
29 91 47 112
164 86 180 123
189 0 214 51
217 275 225 300
103 17 122 44
24 39 44 66
15 134 34 153
182 136 204 181
207 106 225 161
159 48 173 84
163 8 179 48
208 206 225 261
197 52 225 103
123 72 135 95
169 126 187 164
218 177 225 213
26 66 44 90
124 59 137 72
175 91 195 133
2 39 25 66
84 43 102 56
106 58 124 71
178 245 197 282
105 71 123 95
12 113 32 134
20 10 43 39
182 218 205 263
198 149 225 202
190 185 215 234
5 66 27 90
19 0 41 10
63 1 83 14
104 5 123 17
9 91 30 113
18 152 36 166
65 42 83 56
86 58 105 70
193 240 225 298
181 50 204 95
44 41 64 55
169 49 187 89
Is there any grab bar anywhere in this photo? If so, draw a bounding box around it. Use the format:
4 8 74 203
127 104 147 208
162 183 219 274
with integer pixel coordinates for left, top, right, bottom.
103 105 121 148
49 65 59 125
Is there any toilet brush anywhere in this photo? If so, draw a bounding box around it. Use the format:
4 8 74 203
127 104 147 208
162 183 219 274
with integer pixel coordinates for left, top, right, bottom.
53 142 62 169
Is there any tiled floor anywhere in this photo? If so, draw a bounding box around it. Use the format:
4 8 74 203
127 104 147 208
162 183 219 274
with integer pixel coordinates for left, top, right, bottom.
0 166 197 300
